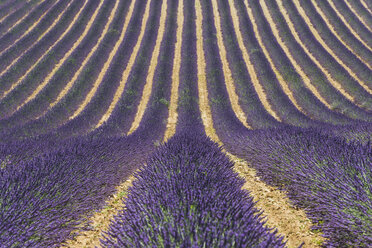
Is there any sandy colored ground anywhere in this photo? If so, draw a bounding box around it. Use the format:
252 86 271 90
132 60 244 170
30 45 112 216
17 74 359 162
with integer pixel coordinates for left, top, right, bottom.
210 0 255 127
1 0 60 56
16 0 105 113
259 0 333 110
326 0 372 53
128 0 168 134
3 0 44 36
44 0 124 118
360 0 372 15
0 2 72 83
276 0 358 106
94 0 151 128
343 0 372 33
242 0 308 117
311 0 372 71
63 176 135 248
196 0 324 246
0 0 89 100
163 0 184 142
231 155 324 248
293 0 372 95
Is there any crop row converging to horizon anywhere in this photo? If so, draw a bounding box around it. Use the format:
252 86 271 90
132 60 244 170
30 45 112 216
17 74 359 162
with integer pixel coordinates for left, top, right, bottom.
0 0 371 247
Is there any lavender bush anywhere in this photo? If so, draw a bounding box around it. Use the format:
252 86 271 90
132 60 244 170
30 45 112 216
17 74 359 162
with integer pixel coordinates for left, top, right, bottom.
102 131 286 248
225 126 372 247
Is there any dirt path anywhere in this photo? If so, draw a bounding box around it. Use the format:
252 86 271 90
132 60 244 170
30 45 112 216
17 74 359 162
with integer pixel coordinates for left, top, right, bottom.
0 0 73 80
309 0 372 71
1 1 58 55
195 1 324 246
128 0 168 134
326 0 372 52
241 0 307 117
259 0 332 110
343 0 372 33
0 0 89 100
3 0 44 36
93 0 152 127
360 0 372 15
63 176 135 248
293 0 372 95
15 0 106 113
311 0 372 65
277 0 367 108
210 0 255 127
163 0 183 142
42 0 129 119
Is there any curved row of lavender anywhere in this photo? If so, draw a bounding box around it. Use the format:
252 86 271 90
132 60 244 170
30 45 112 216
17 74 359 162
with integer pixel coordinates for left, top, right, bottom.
0 0 371 246
102 131 286 248
102 0 287 246
223 127 372 247
200 0 372 246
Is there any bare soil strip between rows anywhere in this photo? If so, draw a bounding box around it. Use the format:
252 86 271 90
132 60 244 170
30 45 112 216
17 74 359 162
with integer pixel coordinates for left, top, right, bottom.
10 1 105 120
196 0 323 246
2 0 44 37
210 0 254 127
259 0 333 110
0 0 72 79
0 6 19 24
128 0 168 134
92 0 152 127
17 0 118 114
360 0 372 15
343 0 372 33
0 0 57 55
326 0 372 51
25 0 123 123
310 0 372 70
64 176 135 247
276 0 361 108
163 0 184 142
0 0 89 101
241 0 307 117
292 0 372 94
68 1 179 244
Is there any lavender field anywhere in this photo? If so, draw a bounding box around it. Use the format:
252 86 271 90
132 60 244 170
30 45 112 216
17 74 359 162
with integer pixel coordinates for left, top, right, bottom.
0 0 371 247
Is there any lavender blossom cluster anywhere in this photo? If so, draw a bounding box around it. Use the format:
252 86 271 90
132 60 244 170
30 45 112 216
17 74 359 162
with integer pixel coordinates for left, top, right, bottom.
102 131 286 248
225 126 372 247
0 134 151 247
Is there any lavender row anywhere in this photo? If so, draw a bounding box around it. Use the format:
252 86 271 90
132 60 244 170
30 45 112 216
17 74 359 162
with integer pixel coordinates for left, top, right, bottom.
0 0 111 120
298 0 372 91
243 0 353 125
0 0 56 52
281 0 372 111
263 0 372 121
0 0 39 36
0 0 72 73
330 0 372 48
224 126 372 247
214 0 279 128
312 0 372 65
0 1 146 140
175 0 204 132
57 0 163 137
346 0 372 28
0 129 157 247
102 131 285 247
217 0 315 128
0 0 24 22
100 0 177 139
0 0 98 115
